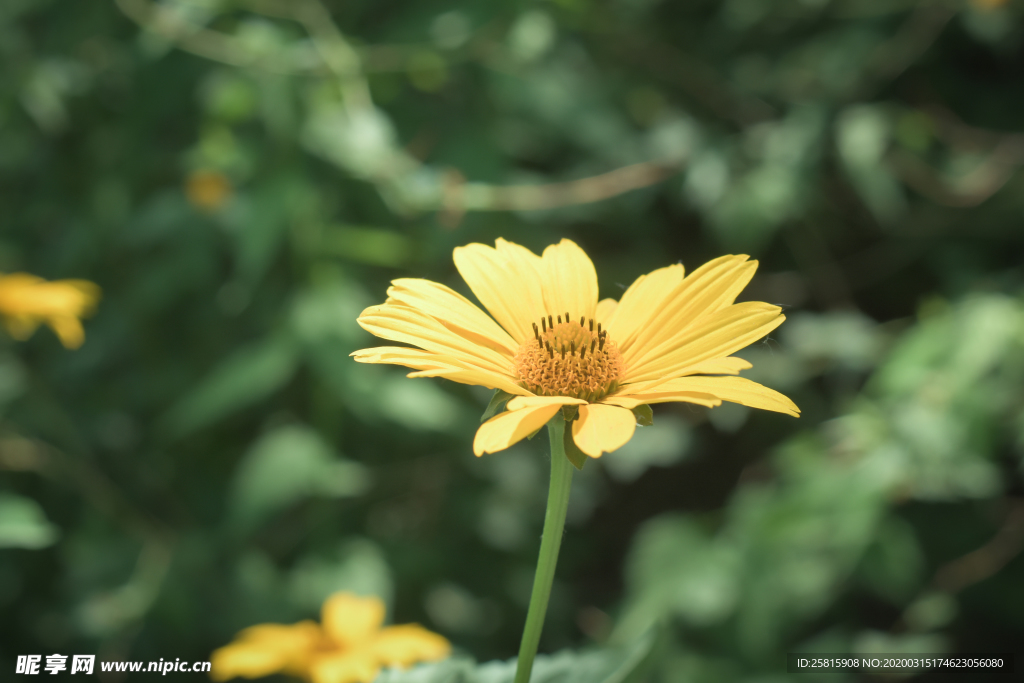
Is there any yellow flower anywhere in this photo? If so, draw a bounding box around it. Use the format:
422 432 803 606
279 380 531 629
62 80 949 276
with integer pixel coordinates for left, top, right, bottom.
0 273 100 349
353 239 799 458
210 593 451 683
186 169 232 212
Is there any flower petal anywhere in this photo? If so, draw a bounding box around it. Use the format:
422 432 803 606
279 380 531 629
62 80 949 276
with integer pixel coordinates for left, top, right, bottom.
614 356 754 397
386 278 517 355
617 376 799 416
540 239 599 322
0 274 100 349
473 400 577 455
357 304 513 376
210 621 321 681
322 593 385 648
623 256 755 365
351 347 530 396
571 403 636 457
48 316 86 349
210 642 292 681
605 264 684 353
595 298 618 325
453 239 545 343
309 653 380 683
676 356 752 376
602 393 721 410
506 395 587 411
625 302 784 383
371 625 451 667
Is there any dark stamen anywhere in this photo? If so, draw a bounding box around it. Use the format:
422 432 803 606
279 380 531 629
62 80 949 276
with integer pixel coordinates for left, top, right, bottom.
541 317 547 333
565 312 570 324
589 319 594 332
580 316 585 327
597 323 602 335
561 346 566 359
580 344 587 359
590 340 596 353
571 341 576 355
548 315 553 329
533 322 539 339
545 341 551 353
547 346 554 359
599 336 605 351
557 314 562 324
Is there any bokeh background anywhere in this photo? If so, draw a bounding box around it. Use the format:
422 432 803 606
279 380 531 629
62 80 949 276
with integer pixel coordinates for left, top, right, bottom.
2 0 1024 680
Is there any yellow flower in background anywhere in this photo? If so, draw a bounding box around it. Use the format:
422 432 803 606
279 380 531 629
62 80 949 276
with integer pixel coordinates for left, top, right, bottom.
353 239 799 458
971 0 1007 10
210 593 451 683
0 273 100 349
186 169 232 212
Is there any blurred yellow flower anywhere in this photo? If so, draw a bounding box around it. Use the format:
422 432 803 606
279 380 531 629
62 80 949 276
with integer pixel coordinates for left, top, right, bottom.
0 273 100 349
354 239 799 458
186 169 232 211
210 593 451 683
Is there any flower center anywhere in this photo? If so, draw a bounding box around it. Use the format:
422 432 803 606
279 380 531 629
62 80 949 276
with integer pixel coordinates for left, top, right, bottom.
513 313 624 401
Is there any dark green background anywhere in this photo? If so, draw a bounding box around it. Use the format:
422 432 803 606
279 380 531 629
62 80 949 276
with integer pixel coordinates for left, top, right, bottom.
2 0 1023 681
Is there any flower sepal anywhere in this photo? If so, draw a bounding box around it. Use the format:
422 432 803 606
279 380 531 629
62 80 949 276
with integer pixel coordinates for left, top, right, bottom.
480 389 514 423
563 426 588 471
631 405 654 427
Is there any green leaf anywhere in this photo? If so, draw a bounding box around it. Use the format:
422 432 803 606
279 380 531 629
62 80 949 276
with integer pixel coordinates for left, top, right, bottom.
631 404 653 427
321 225 413 267
287 539 392 613
374 630 656 683
564 426 588 471
0 493 59 549
604 416 691 484
228 424 369 533
481 389 513 423
160 335 298 438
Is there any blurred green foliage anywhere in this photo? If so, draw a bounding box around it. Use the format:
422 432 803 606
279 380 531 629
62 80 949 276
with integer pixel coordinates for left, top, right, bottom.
2 0 1024 681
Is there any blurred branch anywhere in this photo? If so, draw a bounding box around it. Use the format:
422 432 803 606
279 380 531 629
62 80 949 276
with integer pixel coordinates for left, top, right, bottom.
114 0 297 72
782 221 855 308
1 426 169 541
931 499 1024 594
605 35 777 127
442 161 680 216
853 2 955 99
888 138 1024 207
243 0 371 108
116 0 681 214
78 536 174 637
114 0 462 75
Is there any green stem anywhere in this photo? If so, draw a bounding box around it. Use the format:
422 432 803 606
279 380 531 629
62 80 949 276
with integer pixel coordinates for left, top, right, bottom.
513 417 574 683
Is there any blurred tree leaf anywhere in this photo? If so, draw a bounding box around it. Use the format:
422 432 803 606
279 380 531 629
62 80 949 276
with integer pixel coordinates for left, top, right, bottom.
0 492 59 549
321 226 413 267
227 423 369 533
160 335 299 438
287 539 393 614
603 416 691 484
375 628 655 683
857 516 924 604
618 516 740 640
376 374 465 432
